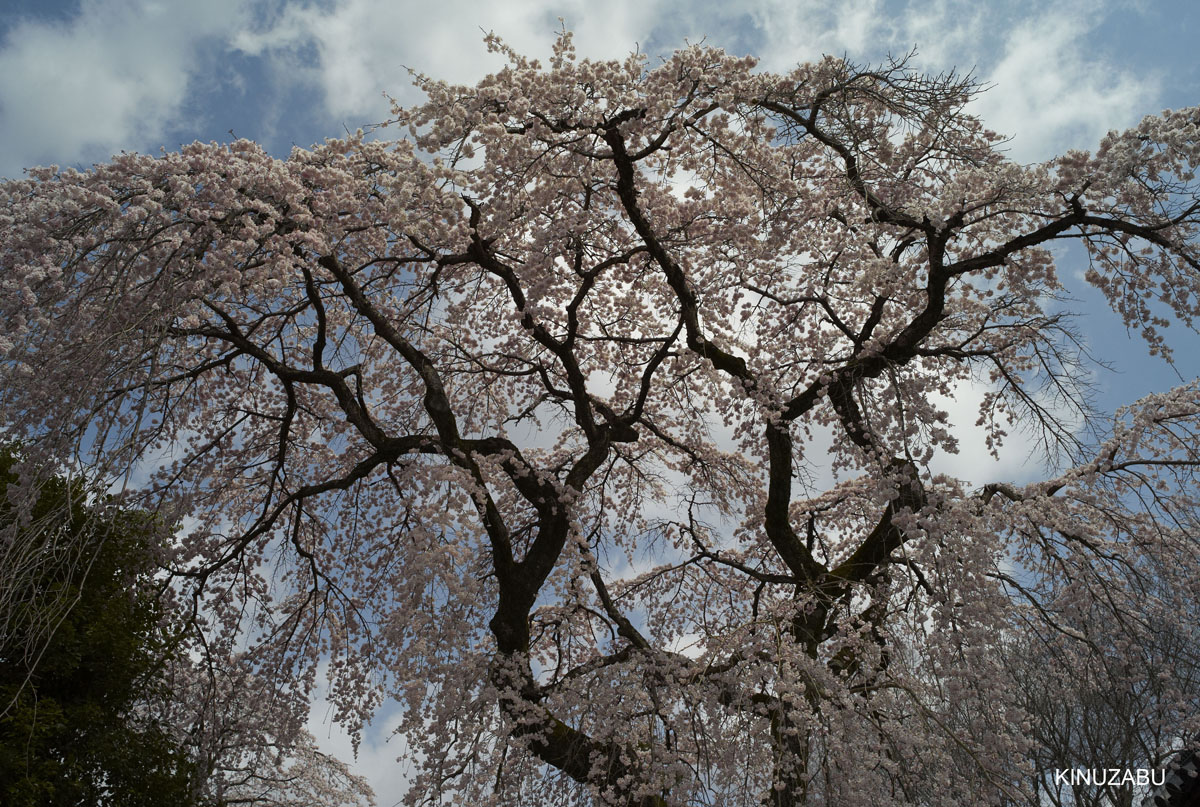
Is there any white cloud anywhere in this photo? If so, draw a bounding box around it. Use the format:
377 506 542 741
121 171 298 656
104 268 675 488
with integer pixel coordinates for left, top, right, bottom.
232 0 667 124
964 7 1157 162
224 0 1162 169
0 0 1165 180
736 0 1160 163
0 0 248 179
747 0 889 69
925 379 1047 487
891 0 990 70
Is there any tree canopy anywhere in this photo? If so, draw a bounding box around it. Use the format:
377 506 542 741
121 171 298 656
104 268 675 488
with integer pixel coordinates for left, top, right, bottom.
1 33 1199 806
0 448 198 806
0 446 377 806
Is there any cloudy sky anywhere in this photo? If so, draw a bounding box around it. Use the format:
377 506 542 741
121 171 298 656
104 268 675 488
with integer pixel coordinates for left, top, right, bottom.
2 0 1199 803
4 0 1199 179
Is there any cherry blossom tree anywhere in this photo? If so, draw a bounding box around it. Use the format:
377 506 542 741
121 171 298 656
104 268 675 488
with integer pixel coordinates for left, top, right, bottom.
2 33 1199 807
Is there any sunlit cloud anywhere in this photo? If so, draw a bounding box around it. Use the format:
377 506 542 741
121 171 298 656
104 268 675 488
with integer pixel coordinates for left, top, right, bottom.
0 0 248 178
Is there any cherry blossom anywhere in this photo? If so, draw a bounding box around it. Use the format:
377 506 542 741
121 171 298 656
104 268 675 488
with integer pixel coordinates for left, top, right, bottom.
2 33 1199 806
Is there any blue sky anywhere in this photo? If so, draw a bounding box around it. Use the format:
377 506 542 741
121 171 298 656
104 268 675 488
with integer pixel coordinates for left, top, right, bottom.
2 1 1199 803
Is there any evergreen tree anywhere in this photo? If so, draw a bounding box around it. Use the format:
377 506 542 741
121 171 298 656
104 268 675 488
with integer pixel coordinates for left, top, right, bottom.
0 449 199 807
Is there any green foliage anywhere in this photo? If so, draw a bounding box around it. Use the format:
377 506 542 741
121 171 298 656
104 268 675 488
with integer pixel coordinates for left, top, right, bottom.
0 450 199 807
